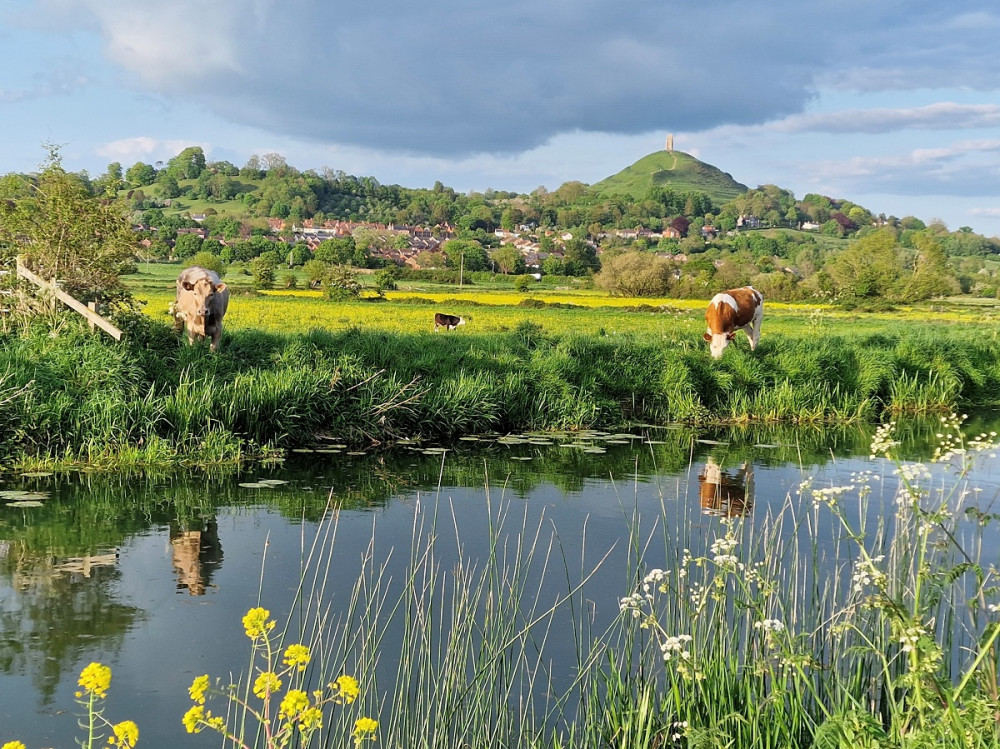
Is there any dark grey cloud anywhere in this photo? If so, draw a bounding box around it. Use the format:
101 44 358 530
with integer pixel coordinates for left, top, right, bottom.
27 0 1000 156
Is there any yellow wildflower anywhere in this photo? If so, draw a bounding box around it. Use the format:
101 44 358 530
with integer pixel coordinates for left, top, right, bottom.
242 607 275 640
298 707 323 731
334 674 360 704
253 671 282 699
188 674 210 704
78 662 112 699
282 643 311 671
279 689 310 720
3 742 28 749
182 705 205 733
353 716 378 743
109 720 139 749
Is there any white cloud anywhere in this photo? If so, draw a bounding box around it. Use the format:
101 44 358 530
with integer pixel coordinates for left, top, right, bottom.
97 136 212 165
765 103 1000 134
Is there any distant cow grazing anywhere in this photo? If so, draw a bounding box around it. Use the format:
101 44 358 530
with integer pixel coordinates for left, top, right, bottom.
434 312 466 331
174 266 230 352
703 286 763 359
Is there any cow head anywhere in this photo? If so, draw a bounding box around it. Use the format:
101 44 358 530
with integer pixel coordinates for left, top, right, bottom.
703 330 735 359
183 278 227 318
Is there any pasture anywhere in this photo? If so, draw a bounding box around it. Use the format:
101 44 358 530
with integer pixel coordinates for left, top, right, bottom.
0 264 996 470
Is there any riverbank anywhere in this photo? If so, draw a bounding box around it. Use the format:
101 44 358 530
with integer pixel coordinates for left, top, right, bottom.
1 302 997 471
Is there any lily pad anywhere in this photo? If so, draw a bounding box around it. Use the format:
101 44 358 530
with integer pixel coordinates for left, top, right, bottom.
7 501 44 507
238 482 271 489
20 471 54 478
258 479 288 486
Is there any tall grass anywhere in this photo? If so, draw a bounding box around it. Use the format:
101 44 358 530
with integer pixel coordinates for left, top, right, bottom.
2 313 999 468
206 417 1000 749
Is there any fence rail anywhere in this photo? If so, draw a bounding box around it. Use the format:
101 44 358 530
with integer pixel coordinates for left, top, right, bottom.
15 257 124 341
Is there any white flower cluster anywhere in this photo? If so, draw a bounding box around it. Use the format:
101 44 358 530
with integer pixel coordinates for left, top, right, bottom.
641 568 669 594
894 462 931 483
852 555 887 594
670 721 689 742
754 618 785 633
899 624 925 653
811 484 853 508
659 633 693 662
870 421 899 459
619 592 645 617
932 413 968 463
710 535 741 567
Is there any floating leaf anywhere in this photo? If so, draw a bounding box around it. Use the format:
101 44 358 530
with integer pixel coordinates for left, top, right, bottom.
238 482 270 489
7 501 44 507
258 479 288 486
697 439 729 445
20 471 54 478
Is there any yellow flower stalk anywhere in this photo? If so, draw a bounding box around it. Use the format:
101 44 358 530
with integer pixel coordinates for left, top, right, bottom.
77 662 112 699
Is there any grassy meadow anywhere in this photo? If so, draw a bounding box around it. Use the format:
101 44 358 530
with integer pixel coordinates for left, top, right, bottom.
0 261 997 470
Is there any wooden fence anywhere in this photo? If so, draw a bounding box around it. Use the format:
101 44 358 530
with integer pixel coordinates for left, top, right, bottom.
14 257 124 341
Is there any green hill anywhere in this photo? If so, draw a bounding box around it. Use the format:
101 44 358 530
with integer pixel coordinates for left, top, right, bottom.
592 150 749 205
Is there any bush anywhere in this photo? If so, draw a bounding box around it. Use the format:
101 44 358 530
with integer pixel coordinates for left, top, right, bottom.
183 252 226 276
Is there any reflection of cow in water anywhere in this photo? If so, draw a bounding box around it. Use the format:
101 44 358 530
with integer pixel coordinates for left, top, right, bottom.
698 458 754 517
170 518 223 595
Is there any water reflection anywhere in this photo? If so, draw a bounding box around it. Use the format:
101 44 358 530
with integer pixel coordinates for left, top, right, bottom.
169 517 223 595
698 457 754 517
0 411 997 748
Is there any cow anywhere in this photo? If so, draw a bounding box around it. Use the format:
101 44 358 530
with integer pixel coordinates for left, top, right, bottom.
434 312 466 332
698 457 755 517
174 266 230 352
703 286 763 359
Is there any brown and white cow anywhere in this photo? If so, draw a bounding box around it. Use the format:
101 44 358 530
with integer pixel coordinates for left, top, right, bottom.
703 286 763 359
698 457 754 517
434 312 466 331
174 266 230 351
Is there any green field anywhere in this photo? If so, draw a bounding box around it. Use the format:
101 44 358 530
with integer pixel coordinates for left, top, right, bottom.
0 264 995 471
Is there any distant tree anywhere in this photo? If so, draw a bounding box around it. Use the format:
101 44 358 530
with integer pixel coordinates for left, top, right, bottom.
323 265 362 299
0 147 137 300
157 173 181 199
167 147 207 180
442 239 488 272
827 229 901 299
562 238 599 276
173 232 204 259
249 256 276 290
371 267 399 297
513 275 534 293
594 252 673 297
491 245 525 275
903 233 960 301
184 251 226 276
303 259 329 287
126 161 157 186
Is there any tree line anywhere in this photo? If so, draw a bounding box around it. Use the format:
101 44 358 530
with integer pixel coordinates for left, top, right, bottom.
3 146 999 306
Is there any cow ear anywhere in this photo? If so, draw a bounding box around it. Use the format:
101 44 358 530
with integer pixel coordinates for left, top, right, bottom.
726 331 737 340
215 283 227 293
702 332 712 342
183 281 195 291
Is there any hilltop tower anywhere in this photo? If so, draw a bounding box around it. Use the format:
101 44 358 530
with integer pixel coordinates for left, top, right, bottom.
665 134 674 152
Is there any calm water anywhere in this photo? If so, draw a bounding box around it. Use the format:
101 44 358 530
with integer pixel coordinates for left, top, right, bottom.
2 415 999 748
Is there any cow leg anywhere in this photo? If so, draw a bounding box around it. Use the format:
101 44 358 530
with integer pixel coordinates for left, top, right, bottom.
747 307 763 350
210 327 222 352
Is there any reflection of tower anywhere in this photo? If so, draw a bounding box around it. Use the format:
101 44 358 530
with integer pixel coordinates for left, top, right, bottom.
170 518 223 595
698 458 754 517
665 134 674 152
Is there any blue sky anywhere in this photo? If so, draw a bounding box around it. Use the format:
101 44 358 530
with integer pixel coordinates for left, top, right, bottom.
3 1 999 236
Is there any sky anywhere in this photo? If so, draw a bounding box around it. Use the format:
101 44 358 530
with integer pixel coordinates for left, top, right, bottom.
2 1 1000 237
